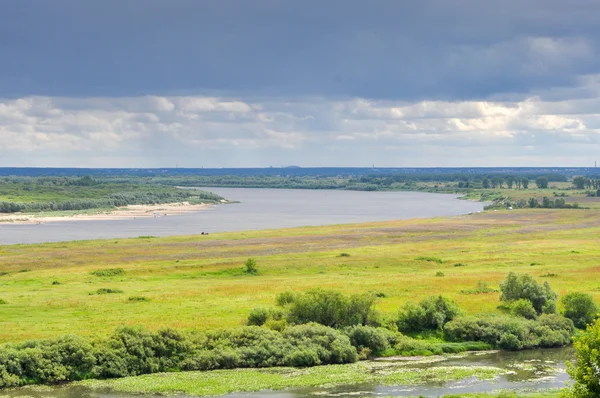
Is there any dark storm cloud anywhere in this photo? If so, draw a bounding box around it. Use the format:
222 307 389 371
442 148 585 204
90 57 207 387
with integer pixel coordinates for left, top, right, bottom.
2 0 600 100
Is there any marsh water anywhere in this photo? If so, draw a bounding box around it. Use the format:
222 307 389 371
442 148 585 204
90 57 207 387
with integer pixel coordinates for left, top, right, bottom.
0 347 573 397
0 188 484 244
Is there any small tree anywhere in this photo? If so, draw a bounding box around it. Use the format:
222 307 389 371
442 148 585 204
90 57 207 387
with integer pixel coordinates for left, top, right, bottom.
282 289 378 328
542 196 552 208
244 258 258 274
535 177 549 189
505 176 515 189
397 295 461 333
573 176 587 190
482 178 490 189
528 198 539 208
508 299 538 320
567 319 600 397
522 178 529 189
561 292 598 329
499 272 557 315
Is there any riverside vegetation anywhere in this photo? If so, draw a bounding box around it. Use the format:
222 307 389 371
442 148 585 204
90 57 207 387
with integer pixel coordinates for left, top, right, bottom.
2 168 600 215
0 176 222 214
0 275 580 389
1 209 600 395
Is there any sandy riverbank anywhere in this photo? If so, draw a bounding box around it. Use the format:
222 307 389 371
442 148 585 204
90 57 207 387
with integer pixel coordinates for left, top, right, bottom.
0 202 215 224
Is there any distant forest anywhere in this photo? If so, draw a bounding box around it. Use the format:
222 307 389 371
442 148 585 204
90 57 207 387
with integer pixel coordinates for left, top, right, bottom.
1 167 599 214
1 166 600 178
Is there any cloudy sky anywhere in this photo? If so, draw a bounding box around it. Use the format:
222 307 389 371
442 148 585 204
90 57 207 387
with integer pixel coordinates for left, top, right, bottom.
3 0 600 167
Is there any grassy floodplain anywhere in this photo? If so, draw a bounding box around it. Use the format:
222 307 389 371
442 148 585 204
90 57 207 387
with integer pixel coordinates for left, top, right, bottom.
1 208 600 342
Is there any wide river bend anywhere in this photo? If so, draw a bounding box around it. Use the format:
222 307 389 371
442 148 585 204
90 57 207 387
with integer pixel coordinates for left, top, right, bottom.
0 188 484 245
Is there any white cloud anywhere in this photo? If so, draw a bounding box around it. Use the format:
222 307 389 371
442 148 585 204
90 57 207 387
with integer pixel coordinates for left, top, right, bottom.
2 87 600 167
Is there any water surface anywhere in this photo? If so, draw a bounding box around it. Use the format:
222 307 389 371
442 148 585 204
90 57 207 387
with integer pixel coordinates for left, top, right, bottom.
0 188 484 245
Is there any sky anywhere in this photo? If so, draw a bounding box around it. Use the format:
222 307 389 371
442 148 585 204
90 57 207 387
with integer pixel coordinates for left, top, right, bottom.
2 0 600 167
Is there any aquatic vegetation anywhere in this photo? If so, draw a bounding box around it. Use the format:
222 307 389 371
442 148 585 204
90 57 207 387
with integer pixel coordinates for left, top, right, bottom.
80 361 509 397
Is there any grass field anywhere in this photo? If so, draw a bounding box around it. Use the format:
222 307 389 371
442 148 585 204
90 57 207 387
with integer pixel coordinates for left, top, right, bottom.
1 208 599 343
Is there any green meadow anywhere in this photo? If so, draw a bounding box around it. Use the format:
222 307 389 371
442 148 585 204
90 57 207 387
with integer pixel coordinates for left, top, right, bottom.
1 208 599 343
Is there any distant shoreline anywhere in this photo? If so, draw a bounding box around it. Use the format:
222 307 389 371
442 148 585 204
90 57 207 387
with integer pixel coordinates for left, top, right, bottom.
0 202 216 225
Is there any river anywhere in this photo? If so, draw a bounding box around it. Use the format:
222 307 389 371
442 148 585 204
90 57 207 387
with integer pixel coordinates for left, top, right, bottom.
0 347 573 397
0 188 484 245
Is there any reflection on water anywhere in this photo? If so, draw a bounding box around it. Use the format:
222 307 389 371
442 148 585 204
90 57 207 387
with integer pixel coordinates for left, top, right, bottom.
0 188 484 244
0 347 573 398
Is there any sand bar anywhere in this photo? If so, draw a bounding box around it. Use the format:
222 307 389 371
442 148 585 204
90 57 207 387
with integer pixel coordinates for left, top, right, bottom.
0 202 215 224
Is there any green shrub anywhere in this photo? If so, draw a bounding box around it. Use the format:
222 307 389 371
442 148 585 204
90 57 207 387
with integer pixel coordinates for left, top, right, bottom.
561 292 598 329
94 288 123 295
453 263 467 267
435 271 445 277
567 319 600 397
91 268 125 277
396 295 461 333
541 272 558 277
444 314 573 350
247 307 286 327
0 272 8 277
283 323 358 365
500 272 557 314
0 324 359 388
342 325 395 356
0 335 96 385
51 280 61 285
0 299 7 305
128 296 150 302
275 291 297 306
285 349 320 367
244 258 258 274
338 253 351 257
264 319 287 332
461 281 498 294
507 299 538 320
392 334 441 356
93 327 192 378
415 256 443 264
283 289 378 328
247 308 269 326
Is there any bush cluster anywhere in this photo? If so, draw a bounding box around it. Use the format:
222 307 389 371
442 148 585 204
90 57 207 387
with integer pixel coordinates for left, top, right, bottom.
0 324 357 388
561 292 599 329
500 272 557 315
342 325 397 358
567 319 600 397
90 268 125 277
267 289 379 328
396 296 461 333
388 335 491 356
444 314 574 350
0 190 223 214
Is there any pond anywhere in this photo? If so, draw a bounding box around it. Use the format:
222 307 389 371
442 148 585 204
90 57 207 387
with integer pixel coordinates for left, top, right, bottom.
0 347 573 398
0 188 485 244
